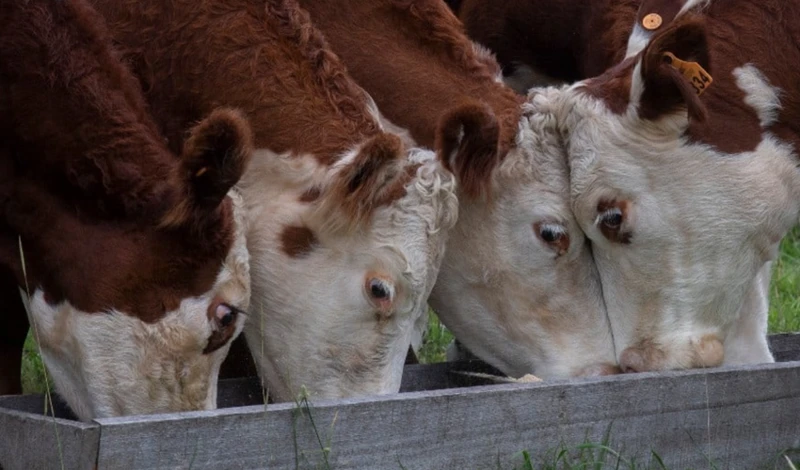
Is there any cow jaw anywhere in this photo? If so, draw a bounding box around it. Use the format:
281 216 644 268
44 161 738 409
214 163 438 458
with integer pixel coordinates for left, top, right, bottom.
429 110 619 379
241 147 457 402
22 190 250 421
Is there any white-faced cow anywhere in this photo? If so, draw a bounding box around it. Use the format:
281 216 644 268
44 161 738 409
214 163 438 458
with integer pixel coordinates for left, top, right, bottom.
0 0 253 421
522 0 800 371
88 0 459 401
298 0 621 379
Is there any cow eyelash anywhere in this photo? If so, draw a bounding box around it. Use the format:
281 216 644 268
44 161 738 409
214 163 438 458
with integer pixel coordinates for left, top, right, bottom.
598 207 623 229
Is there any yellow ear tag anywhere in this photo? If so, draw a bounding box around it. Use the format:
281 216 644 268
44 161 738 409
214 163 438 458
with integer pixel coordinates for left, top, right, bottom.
662 51 713 95
195 167 209 177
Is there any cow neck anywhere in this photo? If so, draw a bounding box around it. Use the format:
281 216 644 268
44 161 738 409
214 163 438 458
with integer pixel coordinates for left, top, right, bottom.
582 1 800 158
0 0 234 322
99 0 382 166
298 0 524 157
687 1 800 155
460 0 640 82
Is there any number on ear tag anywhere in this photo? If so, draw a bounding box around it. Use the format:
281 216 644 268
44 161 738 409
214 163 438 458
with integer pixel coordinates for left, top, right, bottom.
662 51 713 95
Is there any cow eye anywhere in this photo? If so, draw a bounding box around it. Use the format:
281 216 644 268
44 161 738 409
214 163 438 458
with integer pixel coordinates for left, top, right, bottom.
599 207 623 229
534 222 569 256
539 224 565 243
367 278 393 301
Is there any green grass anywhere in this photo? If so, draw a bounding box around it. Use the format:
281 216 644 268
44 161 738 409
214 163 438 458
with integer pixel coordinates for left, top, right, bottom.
417 308 455 364
21 330 47 395
768 227 800 333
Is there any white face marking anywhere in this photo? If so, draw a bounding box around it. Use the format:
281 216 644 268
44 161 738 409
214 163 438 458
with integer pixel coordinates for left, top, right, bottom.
239 146 457 401
23 191 250 421
733 64 783 128
542 65 800 371
428 101 618 379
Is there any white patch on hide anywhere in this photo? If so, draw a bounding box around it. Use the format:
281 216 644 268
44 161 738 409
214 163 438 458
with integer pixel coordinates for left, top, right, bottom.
679 0 712 16
733 64 783 128
625 25 652 59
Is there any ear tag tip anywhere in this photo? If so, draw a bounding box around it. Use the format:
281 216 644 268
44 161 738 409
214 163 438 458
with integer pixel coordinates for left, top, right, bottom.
195 167 209 177
662 51 714 95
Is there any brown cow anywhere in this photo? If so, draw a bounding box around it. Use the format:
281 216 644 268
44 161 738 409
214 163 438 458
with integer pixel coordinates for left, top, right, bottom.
520 0 800 371
298 0 620 379
88 0 459 401
0 0 253 420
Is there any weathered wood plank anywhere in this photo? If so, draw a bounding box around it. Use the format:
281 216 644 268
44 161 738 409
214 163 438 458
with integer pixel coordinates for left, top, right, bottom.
93 361 800 470
0 396 98 470
768 332 800 362
215 361 503 409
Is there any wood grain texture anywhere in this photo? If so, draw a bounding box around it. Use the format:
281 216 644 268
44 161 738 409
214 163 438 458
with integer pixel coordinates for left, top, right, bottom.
214 361 503 409
92 361 800 470
0 396 98 470
768 332 800 361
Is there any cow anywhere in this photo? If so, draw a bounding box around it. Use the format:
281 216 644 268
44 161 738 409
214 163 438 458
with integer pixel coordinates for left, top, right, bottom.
298 0 621 379
0 0 253 421
519 0 800 371
444 0 641 92
88 0 459 401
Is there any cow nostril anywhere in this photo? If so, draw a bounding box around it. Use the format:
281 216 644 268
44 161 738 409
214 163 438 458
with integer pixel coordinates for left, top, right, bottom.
619 348 647 373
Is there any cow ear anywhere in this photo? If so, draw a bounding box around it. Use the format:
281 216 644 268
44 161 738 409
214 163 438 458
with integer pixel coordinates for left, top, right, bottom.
637 15 712 123
435 100 500 199
180 108 253 209
311 133 410 235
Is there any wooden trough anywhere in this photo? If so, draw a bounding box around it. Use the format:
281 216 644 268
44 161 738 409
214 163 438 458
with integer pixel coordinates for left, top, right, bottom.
1 334 799 470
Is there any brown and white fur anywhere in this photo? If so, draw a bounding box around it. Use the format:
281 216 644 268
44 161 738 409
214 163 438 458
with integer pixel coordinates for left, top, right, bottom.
528 0 800 371
0 0 252 420
299 0 620 379
88 0 458 401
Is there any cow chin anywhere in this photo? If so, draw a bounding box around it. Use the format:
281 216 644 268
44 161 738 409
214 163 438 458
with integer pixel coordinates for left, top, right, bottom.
21 190 251 422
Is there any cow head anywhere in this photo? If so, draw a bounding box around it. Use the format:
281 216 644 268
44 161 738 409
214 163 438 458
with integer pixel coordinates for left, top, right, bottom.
427 99 619 379
239 132 458 401
534 16 800 372
4 109 254 421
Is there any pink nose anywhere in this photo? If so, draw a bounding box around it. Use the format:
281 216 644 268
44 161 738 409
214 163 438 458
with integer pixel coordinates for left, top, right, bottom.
619 335 724 373
577 363 623 376
619 347 650 373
